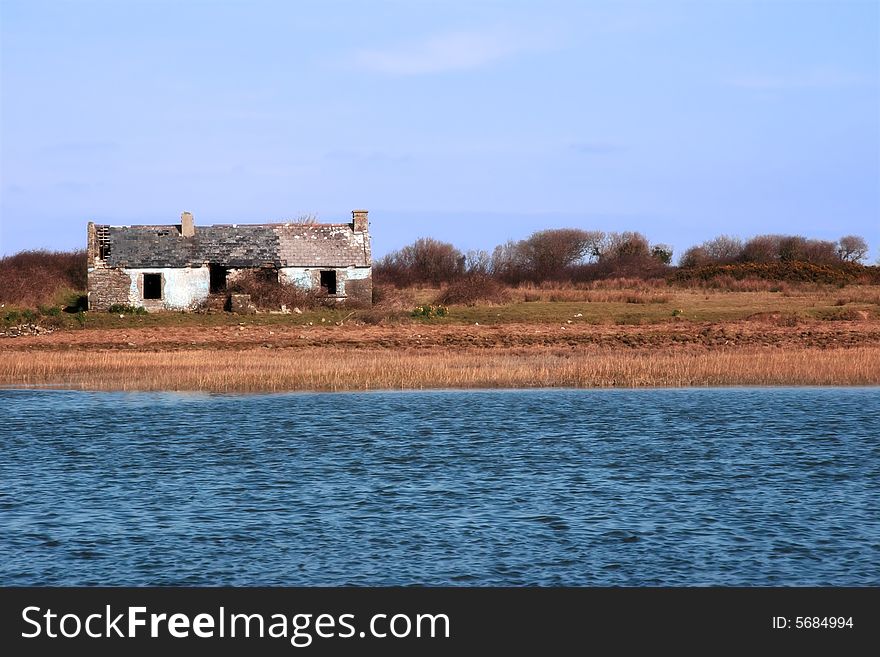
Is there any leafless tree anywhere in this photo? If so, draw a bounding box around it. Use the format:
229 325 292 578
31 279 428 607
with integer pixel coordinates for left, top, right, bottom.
599 231 651 262
520 228 606 279
651 244 674 265
679 245 710 268
379 237 465 286
800 239 838 265
703 235 743 262
464 249 492 275
741 235 783 263
837 235 869 263
490 240 529 282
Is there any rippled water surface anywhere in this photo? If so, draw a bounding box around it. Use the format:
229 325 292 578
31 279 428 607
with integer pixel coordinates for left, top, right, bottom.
1 388 878 585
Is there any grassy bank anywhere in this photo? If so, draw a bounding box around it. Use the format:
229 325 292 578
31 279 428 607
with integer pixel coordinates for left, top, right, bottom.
4 286 880 332
2 346 878 392
3 286 878 391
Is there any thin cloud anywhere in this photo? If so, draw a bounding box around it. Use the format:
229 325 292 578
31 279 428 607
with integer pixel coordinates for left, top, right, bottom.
729 68 873 90
351 27 548 75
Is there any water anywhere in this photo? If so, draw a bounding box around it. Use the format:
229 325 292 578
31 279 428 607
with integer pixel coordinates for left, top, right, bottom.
1 388 878 586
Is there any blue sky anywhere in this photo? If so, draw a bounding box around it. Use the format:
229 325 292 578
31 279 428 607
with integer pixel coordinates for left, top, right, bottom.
1 0 878 261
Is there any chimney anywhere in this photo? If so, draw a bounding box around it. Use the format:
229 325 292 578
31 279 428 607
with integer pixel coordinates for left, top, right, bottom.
352 209 368 232
180 211 195 237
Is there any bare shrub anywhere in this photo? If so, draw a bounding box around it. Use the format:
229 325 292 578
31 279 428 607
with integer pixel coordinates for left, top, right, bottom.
704 235 744 262
738 234 839 265
227 270 322 310
435 274 510 306
489 240 529 283
599 231 651 261
0 249 87 307
519 228 605 280
679 246 710 268
371 284 418 310
375 238 465 287
489 229 605 283
670 262 880 288
800 239 838 265
741 235 783 263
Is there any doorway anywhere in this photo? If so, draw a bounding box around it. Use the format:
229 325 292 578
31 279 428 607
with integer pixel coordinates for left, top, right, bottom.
320 270 337 295
143 273 162 300
210 265 228 293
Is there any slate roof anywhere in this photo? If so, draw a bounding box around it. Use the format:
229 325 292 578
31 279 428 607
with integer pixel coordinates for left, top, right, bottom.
102 223 371 268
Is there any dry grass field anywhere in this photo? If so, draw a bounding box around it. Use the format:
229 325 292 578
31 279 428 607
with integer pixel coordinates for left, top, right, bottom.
2 285 879 391
2 346 878 392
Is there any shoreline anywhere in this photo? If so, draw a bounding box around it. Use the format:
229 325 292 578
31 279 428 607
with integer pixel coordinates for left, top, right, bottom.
3 294 878 392
3 382 880 395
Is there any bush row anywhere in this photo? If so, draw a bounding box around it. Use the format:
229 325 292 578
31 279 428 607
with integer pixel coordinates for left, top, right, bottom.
669 262 880 286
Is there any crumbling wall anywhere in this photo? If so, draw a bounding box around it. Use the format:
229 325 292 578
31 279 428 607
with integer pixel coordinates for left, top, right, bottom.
343 269 373 306
278 267 314 289
86 213 374 311
87 267 132 311
279 266 372 304
276 225 370 268
123 266 210 310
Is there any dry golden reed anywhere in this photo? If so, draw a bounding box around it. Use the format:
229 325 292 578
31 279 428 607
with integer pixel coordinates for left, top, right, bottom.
2 346 878 392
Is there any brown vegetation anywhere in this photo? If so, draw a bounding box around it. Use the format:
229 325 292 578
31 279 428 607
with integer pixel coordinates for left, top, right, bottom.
1 229 874 312
2 345 877 392
0 249 87 307
435 274 511 306
2 232 878 391
225 269 324 310
375 237 466 286
2 297 879 389
669 262 880 287
680 233 871 268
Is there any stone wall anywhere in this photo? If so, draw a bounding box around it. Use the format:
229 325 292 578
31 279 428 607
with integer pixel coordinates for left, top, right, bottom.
87 268 132 311
87 215 373 310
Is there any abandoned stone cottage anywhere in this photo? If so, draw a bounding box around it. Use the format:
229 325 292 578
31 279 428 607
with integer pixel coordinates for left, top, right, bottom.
87 210 372 311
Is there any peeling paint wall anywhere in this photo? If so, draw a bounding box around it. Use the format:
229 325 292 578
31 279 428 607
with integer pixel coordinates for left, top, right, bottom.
279 266 371 297
86 217 373 310
278 267 313 289
124 266 210 310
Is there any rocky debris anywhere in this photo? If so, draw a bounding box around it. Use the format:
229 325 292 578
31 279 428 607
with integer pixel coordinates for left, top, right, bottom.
229 294 257 315
1 323 54 337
